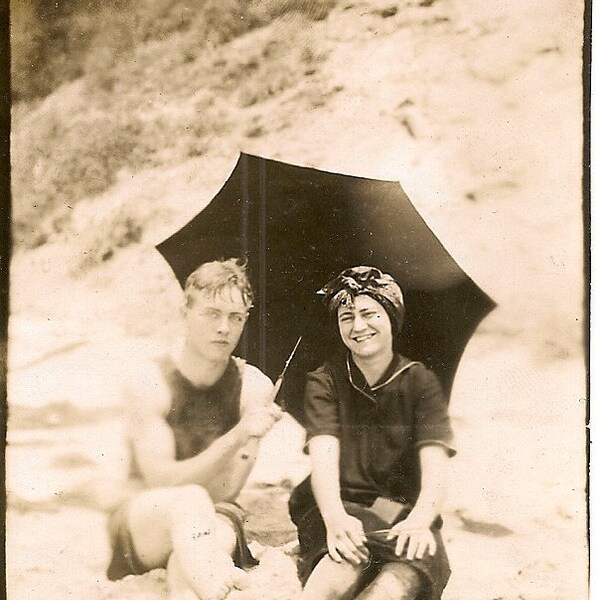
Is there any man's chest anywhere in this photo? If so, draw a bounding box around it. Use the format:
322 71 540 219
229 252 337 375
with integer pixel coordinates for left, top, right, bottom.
166 388 241 459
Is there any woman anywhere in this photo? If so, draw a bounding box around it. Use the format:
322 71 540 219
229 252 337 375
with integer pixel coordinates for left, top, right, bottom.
289 266 456 600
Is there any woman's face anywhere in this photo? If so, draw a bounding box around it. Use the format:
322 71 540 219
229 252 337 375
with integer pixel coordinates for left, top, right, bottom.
337 294 393 360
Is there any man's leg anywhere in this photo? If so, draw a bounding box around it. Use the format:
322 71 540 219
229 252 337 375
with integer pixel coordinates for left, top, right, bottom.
355 562 422 600
300 554 367 600
127 484 248 600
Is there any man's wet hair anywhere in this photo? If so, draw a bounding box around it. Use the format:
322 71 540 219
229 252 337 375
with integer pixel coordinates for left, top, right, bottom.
184 259 254 309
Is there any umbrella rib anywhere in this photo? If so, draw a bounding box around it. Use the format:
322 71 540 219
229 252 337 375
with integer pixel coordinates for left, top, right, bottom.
240 157 251 361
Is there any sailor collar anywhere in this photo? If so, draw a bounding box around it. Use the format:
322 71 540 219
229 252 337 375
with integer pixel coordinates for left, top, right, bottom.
345 353 418 400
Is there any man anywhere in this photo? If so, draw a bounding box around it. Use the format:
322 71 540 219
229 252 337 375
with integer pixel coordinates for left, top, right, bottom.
107 259 282 600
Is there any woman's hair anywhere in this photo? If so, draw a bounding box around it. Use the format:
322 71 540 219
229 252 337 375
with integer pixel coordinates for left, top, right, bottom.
318 266 405 334
184 258 254 309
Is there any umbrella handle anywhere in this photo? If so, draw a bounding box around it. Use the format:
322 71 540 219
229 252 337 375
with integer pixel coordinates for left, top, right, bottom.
271 336 302 411
272 376 285 408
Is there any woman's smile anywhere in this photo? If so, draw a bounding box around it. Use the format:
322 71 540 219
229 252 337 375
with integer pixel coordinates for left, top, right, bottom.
352 332 375 343
337 295 393 359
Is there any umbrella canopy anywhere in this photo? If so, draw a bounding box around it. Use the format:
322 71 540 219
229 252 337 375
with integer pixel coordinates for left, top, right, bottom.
156 152 495 423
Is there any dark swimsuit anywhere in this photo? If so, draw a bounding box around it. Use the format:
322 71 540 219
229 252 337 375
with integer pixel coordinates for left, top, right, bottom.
106 356 257 581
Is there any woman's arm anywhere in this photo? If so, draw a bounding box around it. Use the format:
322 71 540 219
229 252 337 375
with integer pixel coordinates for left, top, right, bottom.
309 434 369 565
409 444 449 525
387 444 449 559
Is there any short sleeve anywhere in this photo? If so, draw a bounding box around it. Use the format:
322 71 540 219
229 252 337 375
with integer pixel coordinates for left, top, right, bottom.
304 366 341 442
409 365 456 457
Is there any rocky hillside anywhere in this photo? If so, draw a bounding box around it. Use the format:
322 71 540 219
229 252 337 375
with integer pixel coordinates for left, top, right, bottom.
11 0 585 360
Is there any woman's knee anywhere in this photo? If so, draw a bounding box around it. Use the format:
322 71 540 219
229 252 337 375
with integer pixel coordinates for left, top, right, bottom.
303 555 365 598
376 562 422 594
319 554 365 576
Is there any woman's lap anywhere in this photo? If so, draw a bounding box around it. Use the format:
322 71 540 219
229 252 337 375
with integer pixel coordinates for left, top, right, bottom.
294 500 451 600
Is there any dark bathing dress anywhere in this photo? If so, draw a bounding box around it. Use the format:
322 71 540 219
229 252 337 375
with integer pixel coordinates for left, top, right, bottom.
289 352 456 600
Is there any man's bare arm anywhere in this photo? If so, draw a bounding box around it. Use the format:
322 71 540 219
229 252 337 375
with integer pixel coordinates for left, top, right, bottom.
198 365 279 501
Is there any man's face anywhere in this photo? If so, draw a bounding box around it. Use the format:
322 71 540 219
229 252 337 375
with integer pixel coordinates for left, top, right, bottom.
184 287 249 361
337 294 393 360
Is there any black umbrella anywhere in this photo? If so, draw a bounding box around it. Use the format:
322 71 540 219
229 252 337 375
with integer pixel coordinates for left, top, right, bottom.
156 152 495 423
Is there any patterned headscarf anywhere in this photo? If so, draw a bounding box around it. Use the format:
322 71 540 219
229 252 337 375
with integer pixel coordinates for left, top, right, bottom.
317 266 405 334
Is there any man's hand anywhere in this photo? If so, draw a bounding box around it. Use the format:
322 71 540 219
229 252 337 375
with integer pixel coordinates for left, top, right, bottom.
386 516 437 560
238 403 282 439
324 512 369 565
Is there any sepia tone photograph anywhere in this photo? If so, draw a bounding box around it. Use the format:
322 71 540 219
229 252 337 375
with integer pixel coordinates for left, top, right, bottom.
4 1 589 599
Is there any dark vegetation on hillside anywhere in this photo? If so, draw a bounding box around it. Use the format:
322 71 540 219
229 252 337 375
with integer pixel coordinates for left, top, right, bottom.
11 0 336 250
12 0 334 102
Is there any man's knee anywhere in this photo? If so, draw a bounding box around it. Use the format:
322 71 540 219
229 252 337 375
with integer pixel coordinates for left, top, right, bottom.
171 484 214 512
126 485 219 566
128 484 215 536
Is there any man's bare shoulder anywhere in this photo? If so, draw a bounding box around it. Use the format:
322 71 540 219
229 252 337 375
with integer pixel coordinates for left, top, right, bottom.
241 360 273 390
122 353 172 419
234 357 273 393
234 358 274 412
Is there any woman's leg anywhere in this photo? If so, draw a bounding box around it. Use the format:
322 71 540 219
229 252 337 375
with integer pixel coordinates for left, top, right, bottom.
301 554 369 600
355 562 422 600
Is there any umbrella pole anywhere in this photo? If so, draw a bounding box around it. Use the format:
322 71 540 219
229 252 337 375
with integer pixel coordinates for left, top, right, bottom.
273 336 302 410
258 158 267 371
